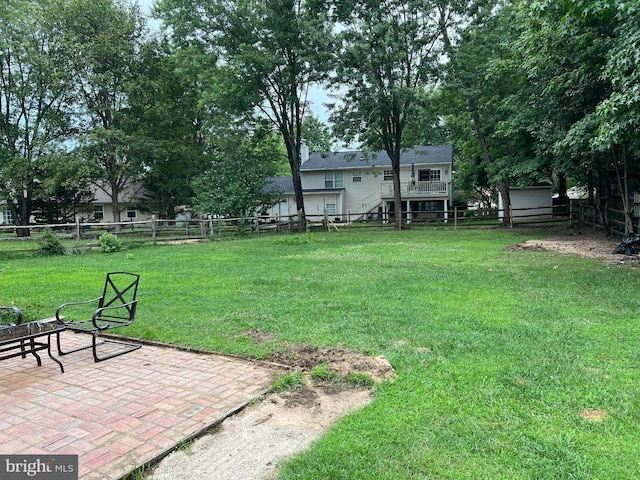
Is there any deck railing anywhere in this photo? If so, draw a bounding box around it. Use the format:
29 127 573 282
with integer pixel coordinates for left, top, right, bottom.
380 181 448 197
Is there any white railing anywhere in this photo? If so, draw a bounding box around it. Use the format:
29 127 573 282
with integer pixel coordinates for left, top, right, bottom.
380 181 448 197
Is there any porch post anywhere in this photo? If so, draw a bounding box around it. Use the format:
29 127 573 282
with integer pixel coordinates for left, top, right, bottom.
444 198 449 223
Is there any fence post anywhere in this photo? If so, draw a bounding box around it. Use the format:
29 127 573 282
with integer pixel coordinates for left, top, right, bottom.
255 215 260 237
509 206 513 228
76 217 81 246
208 215 214 239
152 215 157 244
454 206 458 230
348 209 351 229
569 202 573 225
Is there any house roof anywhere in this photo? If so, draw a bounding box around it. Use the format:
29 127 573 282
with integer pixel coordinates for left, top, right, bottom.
301 144 453 171
264 176 295 194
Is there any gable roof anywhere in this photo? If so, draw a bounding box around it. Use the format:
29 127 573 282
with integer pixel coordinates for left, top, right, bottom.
301 145 453 171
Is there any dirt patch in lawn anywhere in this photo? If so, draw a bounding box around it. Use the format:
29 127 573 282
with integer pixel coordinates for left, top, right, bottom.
147 341 395 480
579 408 609 422
504 225 640 267
266 342 397 384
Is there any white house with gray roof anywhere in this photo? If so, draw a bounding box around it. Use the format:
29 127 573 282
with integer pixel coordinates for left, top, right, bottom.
265 144 454 222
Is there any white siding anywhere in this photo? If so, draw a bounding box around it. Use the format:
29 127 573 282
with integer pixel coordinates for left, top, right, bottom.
500 187 553 218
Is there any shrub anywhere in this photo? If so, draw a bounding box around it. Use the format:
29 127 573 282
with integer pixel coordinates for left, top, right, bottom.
99 232 124 253
38 228 66 256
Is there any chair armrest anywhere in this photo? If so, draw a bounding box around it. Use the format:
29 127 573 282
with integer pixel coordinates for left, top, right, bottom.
0 306 22 326
55 297 103 324
92 300 138 331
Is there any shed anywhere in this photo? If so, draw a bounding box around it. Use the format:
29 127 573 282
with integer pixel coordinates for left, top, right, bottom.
499 184 553 219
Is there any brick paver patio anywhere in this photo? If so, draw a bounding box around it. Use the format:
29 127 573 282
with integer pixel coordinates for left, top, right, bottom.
0 331 274 479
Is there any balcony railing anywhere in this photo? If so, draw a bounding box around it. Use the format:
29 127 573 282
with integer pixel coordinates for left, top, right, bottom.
381 181 448 198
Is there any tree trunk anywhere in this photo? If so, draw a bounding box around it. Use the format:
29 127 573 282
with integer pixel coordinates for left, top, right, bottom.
471 104 511 226
498 182 511 226
613 146 635 234
15 191 32 237
392 161 403 230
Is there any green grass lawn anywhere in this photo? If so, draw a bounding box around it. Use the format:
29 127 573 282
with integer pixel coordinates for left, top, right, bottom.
2 225 639 479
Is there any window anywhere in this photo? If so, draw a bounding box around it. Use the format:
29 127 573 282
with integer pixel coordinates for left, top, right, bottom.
418 169 441 182
383 170 393 181
326 203 336 214
2 208 12 224
325 172 344 188
126 207 137 219
352 171 362 183
93 205 104 221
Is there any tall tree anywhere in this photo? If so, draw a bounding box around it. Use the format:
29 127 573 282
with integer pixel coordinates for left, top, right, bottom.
192 123 284 219
0 0 74 235
58 0 148 231
155 0 334 223
438 0 522 225
523 0 636 233
131 38 208 219
329 0 449 229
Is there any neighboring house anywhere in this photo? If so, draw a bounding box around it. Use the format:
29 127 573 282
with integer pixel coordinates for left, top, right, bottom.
265 145 455 221
88 183 153 223
1 185 151 225
499 184 554 219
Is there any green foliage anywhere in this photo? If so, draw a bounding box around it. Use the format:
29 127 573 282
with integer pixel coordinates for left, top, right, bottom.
191 124 284 218
155 0 334 217
99 232 124 253
0 0 75 232
38 228 66 256
271 371 305 393
302 115 333 153
57 0 150 225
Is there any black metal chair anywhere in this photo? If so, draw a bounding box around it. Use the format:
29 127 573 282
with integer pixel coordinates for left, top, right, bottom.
55 272 140 362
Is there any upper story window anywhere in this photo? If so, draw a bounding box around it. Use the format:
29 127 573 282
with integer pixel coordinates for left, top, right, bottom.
419 169 441 182
94 205 104 221
325 172 344 188
352 171 362 183
383 170 393 181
